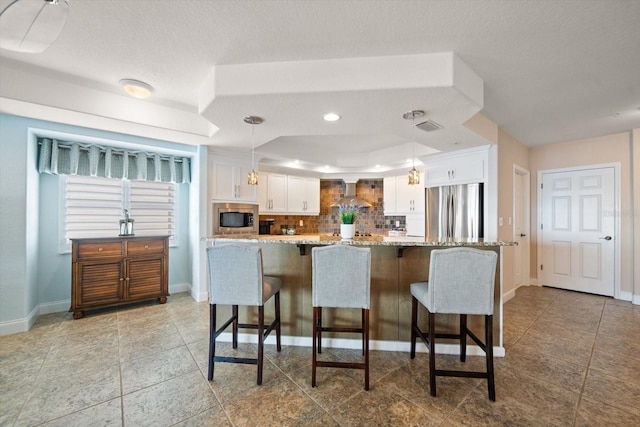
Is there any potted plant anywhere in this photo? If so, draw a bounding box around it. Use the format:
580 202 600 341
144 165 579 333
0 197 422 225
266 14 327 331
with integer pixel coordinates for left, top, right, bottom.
338 200 359 239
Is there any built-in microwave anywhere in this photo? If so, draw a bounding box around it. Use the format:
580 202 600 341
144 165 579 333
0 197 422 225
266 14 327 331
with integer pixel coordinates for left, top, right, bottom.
212 202 259 235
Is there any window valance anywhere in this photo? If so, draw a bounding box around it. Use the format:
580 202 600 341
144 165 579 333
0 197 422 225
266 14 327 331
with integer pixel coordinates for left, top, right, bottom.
37 138 191 183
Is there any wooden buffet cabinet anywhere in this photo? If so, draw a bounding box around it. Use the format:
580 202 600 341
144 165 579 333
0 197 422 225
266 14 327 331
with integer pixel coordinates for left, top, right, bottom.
70 236 169 319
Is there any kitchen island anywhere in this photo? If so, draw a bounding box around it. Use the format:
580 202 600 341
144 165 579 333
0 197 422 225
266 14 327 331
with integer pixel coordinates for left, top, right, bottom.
206 235 515 356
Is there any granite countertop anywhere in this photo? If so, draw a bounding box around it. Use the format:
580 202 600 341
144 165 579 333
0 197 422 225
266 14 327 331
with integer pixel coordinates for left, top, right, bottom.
208 234 516 247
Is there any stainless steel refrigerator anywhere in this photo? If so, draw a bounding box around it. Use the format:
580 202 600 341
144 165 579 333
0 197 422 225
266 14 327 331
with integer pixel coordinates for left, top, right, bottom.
425 183 484 240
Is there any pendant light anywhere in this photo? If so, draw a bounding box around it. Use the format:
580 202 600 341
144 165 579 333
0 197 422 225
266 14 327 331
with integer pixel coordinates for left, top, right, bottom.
244 115 263 185
403 110 425 185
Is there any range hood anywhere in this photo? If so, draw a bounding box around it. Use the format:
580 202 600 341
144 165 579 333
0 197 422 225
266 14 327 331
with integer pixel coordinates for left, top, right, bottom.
331 182 372 208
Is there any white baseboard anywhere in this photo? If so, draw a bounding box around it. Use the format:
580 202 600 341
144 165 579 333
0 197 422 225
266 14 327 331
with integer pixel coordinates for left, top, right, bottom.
215 332 506 358
619 291 632 302
0 304 39 336
0 282 196 336
0 318 29 336
39 299 70 315
633 294 640 305
503 288 516 303
529 278 539 286
170 282 190 294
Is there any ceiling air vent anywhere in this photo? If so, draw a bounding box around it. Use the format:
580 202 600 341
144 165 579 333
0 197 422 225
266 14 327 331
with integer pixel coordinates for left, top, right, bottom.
415 119 442 132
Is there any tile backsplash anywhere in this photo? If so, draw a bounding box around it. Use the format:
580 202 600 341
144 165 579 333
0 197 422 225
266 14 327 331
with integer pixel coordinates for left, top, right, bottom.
260 179 405 235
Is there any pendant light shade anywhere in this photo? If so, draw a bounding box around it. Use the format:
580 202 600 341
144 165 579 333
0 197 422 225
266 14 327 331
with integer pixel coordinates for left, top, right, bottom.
403 110 425 185
0 0 70 53
408 166 420 185
244 115 263 186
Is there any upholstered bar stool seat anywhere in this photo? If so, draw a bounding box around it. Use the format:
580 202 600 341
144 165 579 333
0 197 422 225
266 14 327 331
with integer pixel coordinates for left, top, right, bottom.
410 247 498 400
206 244 282 385
311 245 371 390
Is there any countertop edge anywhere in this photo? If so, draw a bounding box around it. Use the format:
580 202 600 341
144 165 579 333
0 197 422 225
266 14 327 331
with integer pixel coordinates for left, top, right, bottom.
207 235 516 247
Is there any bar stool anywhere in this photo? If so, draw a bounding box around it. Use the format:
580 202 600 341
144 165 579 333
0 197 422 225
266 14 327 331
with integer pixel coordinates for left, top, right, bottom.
311 245 371 390
410 247 498 400
206 244 282 385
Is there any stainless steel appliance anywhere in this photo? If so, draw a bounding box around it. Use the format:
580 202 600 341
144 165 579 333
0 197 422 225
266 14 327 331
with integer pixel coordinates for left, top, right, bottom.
212 202 259 235
259 219 275 235
425 183 483 240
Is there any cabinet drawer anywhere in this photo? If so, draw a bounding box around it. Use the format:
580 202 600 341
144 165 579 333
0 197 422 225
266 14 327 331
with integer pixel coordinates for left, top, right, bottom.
127 239 165 255
77 242 123 258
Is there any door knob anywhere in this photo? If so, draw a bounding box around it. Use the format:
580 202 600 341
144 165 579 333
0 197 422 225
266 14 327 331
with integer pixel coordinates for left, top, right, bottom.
598 236 612 241
520 233 526 237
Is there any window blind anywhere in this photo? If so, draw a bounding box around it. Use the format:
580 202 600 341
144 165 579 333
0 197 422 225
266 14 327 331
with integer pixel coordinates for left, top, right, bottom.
64 176 176 247
65 175 122 239
129 181 175 240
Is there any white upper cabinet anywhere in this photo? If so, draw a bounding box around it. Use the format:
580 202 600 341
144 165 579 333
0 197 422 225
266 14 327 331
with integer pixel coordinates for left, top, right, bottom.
384 171 424 215
423 149 486 187
396 172 425 214
258 172 288 213
287 176 320 215
210 158 257 202
383 177 397 215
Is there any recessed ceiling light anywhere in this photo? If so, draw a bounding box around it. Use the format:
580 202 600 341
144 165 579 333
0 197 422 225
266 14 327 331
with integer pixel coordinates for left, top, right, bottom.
323 113 341 122
120 79 154 99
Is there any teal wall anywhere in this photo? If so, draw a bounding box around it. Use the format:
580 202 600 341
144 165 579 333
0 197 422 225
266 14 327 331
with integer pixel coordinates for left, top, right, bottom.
0 113 196 327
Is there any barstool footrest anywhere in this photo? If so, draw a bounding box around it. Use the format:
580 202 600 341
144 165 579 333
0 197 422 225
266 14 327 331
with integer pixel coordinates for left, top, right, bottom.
319 326 363 333
316 360 366 370
214 356 258 365
435 369 489 379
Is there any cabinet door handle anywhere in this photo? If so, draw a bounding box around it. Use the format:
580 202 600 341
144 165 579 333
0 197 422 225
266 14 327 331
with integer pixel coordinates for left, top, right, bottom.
144 245 149 249
98 247 103 252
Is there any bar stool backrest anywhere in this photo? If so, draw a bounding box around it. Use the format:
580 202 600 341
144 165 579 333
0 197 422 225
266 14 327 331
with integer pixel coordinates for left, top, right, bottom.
207 244 264 306
312 245 371 309
427 248 497 315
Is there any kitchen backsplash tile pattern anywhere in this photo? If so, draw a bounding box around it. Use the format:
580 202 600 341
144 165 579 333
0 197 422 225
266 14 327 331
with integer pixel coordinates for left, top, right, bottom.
260 179 406 235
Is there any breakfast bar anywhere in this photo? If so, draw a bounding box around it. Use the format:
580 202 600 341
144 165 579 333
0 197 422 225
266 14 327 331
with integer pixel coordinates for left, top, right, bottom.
207 235 515 356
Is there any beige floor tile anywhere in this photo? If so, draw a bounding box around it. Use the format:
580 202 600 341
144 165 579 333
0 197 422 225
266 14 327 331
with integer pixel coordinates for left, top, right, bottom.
503 345 587 393
123 370 218 427
441 388 543 426
2 288 638 426
588 348 640 385
223 375 327 426
514 328 594 366
574 397 639 427
13 363 121 426
331 380 441 427
581 369 640 416
378 362 476 424
121 345 199 394
171 405 232 427
39 398 122 427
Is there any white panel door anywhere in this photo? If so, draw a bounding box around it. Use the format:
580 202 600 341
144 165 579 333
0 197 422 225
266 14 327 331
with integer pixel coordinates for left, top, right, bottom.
540 167 615 296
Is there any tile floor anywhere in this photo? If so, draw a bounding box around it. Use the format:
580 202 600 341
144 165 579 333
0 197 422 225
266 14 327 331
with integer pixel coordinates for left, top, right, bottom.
1 286 639 426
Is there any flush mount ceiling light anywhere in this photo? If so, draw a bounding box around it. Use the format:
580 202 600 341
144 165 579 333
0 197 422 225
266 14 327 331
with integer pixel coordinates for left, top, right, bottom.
244 115 263 186
0 0 70 53
403 109 425 185
120 79 154 99
323 112 341 122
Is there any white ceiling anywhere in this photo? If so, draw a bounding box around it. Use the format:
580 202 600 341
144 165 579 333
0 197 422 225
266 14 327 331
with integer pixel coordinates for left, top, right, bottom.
1 0 639 174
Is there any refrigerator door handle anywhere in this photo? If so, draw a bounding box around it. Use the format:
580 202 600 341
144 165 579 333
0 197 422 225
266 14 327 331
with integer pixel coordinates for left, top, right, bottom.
447 191 455 238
